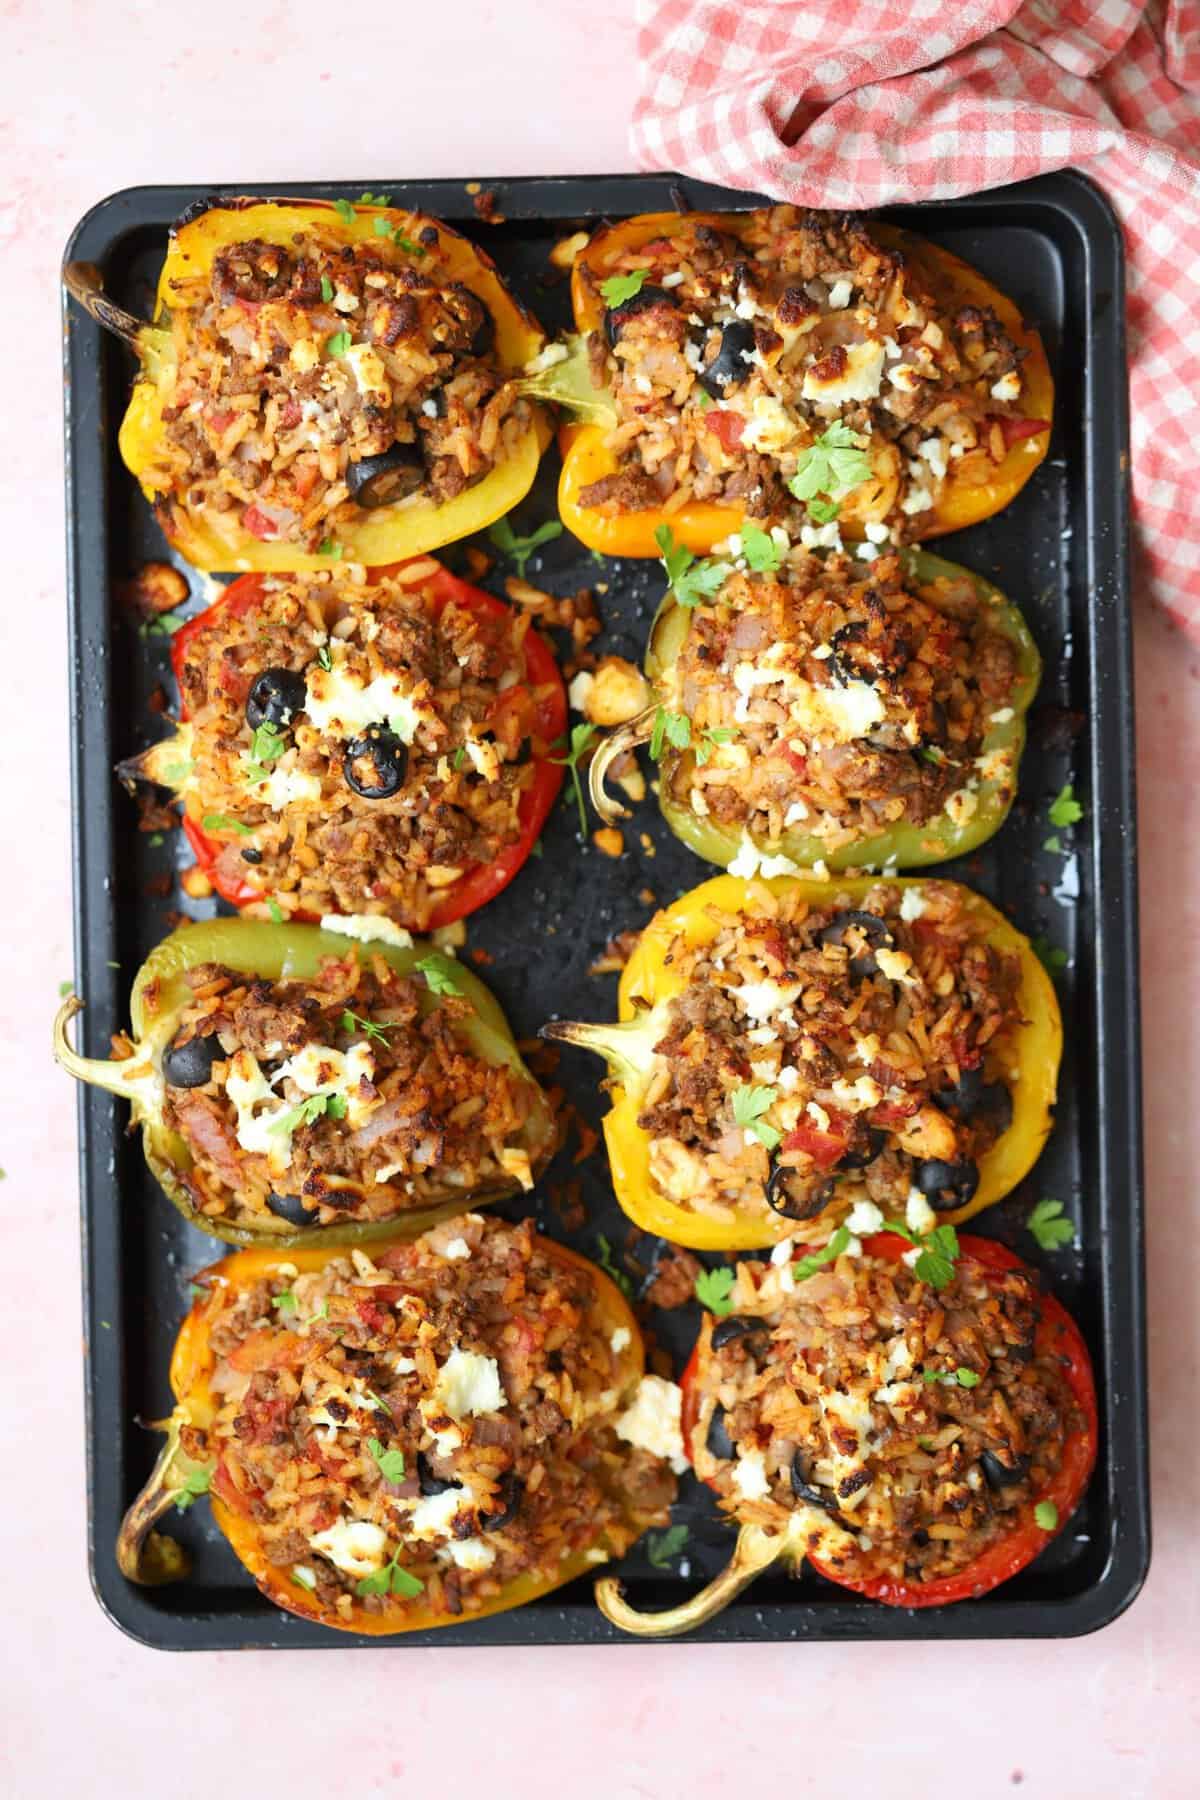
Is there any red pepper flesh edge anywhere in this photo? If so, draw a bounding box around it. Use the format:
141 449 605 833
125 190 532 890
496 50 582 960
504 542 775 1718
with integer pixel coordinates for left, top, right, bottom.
170 560 567 930
681 1231 1097 1609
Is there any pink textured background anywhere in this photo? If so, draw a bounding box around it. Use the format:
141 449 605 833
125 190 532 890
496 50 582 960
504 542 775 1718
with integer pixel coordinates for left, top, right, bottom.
2 3 1197 1793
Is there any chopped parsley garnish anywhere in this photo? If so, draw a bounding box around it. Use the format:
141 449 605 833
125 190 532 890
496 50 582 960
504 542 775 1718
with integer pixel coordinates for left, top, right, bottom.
1027 1197 1076 1251
787 423 872 508
553 722 597 838
291 1566 317 1591
316 644 333 670
915 746 945 767
372 215 393 238
242 720 287 787
739 523 784 573
594 1232 634 1300
138 610 188 639
358 190 390 206
645 1523 689 1569
654 524 729 609
267 899 285 924
694 388 713 411
488 514 564 577
318 539 344 560
791 1227 852 1282
392 231 425 257
694 1265 736 1316
341 1009 394 1045
694 726 736 767
149 832 164 847
173 1466 212 1513
356 1554 425 1599
201 813 252 836
416 956 463 997
649 706 691 761
319 276 334 303
333 198 357 224
367 1437 406 1483
272 1290 297 1313
881 1217 962 1290
1048 783 1084 829
326 330 352 358
188 1282 207 1303
731 1084 780 1151
271 1091 348 1135
163 758 194 785
806 496 841 525
599 268 648 308
1031 934 1068 977
922 1366 980 1388
451 744 468 771
1043 834 1063 853
1034 1501 1059 1531
58 979 74 997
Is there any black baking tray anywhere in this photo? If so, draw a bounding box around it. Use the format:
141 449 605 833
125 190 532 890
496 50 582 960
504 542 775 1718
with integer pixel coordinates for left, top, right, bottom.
62 170 1148 1648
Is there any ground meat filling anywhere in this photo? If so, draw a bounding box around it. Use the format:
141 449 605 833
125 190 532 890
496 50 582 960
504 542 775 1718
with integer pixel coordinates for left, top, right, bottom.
175 564 553 930
688 1246 1079 1589
635 881 1020 1231
190 1218 676 1624
661 550 1018 856
578 207 1039 541
161 956 545 1228
154 228 532 551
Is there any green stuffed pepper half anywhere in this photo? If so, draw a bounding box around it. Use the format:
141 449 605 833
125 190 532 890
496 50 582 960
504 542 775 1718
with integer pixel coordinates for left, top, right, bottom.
590 542 1039 876
54 918 558 1247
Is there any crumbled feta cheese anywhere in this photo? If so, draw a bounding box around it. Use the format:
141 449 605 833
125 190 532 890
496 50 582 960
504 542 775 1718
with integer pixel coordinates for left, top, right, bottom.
902 1246 922 1268
827 278 853 309
261 760 323 810
770 1237 795 1266
343 343 391 400
435 1348 505 1421
989 707 1015 724
990 370 1022 402
319 913 414 949
615 1375 687 1472
777 1064 800 1093
846 1199 885 1236
610 1326 632 1355
945 787 980 827
443 1536 497 1572
906 1188 938 1236
660 270 685 289
732 1452 770 1500
864 521 891 545
730 978 803 1023
899 887 927 922
309 1518 388 1578
568 670 595 712
830 1075 883 1112
523 341 570 375
875 946 918 986
304 662 429 744
405 1487 469 1541
900 481 935 516
806 1099 831 1132
917 437 949 482
441 1237 471 1261
802 340 885 405
727 834 803 880
855 543 879 562
799 520 844 552
741 395 798 454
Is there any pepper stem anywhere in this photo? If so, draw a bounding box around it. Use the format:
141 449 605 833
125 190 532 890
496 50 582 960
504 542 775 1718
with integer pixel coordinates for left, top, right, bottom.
116 1407 212 1586
595 1525 782 1639
539 1011 663 1088
62 261 163 361
588 706 656 825
515 335 618 426
53 996 161 1112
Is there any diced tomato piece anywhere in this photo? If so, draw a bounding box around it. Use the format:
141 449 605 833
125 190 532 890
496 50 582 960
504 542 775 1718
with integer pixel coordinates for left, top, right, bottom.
292 461 319 501
242 503 279 541
705 410 745 452
278 398 303 430
783 1109 850 1171
992 414 1050 450
211 1460 257 1517
207 409 237 436
783 747 808 778
870 1098 921 1129
356 1298 392 1334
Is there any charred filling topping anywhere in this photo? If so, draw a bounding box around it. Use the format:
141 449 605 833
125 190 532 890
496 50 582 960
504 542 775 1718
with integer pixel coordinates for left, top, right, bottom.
175 564 555 930
634 882 1020 1231
578 207 1042 541
659 551 1019 859
187 1218 676 1623
154 228 531 549
688 1247 1080 1589
160 956 546 1227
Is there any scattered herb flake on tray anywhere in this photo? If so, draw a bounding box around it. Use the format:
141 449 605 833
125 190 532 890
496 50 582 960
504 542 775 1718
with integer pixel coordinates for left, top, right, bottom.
1027 1197 1076 1251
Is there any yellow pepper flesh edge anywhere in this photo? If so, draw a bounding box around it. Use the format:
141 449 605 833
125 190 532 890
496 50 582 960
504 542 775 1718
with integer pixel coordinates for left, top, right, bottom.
118 199 551 573
127 1234 649 1634
602 873 1061 1252
560 211 1053 556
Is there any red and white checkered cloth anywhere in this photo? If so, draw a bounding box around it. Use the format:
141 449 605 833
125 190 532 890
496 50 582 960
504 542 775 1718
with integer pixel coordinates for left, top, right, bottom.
632 0 1200 638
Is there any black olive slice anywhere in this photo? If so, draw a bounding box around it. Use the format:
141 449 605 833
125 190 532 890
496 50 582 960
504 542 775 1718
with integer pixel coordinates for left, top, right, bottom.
240 846 263 864
828 619 911 690
602 284 679 346
480 1470 523 1532
697 318 757 398
709 1314 767 1352
979 1449 1031 1491
246 666 307 730
346 447 425 510
706 1404 736 1461
765 1161 836 1222
417 1451 462 1498
265 1191 318 1228
816 909 895 981
163 1032 224 1089
343 725 408 799
838 1127 887 1171
791 1451 842 1515
939 1069 1014 1136
913 1157 980 1211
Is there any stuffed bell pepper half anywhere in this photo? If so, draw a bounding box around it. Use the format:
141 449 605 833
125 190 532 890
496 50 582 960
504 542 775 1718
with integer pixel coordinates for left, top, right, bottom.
117 1215 678 1634
523 206 1052 556
54 920 558 1246
590 541 1039 874
544 874 1060 1251
597 1230 1095 1634
64 197 552 570
121 558 566 933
